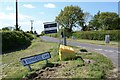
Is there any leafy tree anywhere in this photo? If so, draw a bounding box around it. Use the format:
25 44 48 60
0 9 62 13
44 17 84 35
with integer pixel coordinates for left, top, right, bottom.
88 11 101 30
2 27 10 31
2 27 15 31
55 5 84 32
82 12 93 31
89 12 120 30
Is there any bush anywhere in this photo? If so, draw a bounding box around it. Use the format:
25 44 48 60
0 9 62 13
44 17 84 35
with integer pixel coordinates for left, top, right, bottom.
2 31 35 53
80 48 88 52
72 30 119 41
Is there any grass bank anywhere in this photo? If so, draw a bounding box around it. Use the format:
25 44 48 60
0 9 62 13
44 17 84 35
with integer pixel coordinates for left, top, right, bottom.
1 38 115 79
1 38 58 79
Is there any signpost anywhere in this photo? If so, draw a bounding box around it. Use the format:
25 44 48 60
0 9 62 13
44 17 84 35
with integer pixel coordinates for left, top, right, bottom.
20 52 51 71
44 22 57 34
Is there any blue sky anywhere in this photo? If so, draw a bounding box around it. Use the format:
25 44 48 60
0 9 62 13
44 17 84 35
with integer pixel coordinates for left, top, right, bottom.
0 1 119 34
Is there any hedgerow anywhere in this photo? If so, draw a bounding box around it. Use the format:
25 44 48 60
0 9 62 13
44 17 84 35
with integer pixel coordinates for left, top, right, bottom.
72 30 119 41
2 31 35 53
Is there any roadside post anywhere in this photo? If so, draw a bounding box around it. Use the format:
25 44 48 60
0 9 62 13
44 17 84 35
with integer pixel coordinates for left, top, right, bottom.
105 35 110 44
20 52 51 71
43 22 60 55
58 23 61 46
61 27 67 45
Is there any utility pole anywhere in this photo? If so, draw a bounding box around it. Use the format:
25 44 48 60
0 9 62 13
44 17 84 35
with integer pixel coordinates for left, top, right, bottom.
30 20 34 32
16 0 19 31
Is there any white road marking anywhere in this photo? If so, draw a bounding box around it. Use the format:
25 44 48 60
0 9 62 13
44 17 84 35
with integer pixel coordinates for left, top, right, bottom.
104 50 114 53
116 51 120 53
95 49 102 51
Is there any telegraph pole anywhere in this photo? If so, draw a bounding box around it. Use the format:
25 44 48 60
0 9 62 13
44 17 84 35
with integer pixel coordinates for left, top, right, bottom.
30 20 34 32
16 0 19 31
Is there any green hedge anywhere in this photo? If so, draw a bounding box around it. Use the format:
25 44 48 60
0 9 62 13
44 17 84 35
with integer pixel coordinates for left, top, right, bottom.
45 33 59 38
73 30 119 41
2 31 35 53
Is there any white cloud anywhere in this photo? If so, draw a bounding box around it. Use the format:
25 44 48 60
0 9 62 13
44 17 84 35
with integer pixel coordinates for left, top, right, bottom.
0 12 15 20
0 12 32 20
44 3 56 8
40 12 44 15
23 4 35 8
19 14 32 20
6 6 13 11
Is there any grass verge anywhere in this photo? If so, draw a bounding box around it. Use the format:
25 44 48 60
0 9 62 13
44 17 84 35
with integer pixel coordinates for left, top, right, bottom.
1 38 58 79
1 38 115 79
68 38 118 48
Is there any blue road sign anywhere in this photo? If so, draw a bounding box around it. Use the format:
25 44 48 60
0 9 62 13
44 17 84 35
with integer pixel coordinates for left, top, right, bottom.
20 52 51 66
44 22 57 34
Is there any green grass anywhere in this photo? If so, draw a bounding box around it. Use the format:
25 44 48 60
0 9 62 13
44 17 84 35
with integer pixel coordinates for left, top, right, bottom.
1 38 58 79
44 34 118 48
47 47 114 78
1 38 114 79
68 38 118 48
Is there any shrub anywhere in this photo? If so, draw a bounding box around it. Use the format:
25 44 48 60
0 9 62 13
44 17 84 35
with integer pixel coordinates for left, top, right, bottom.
72 30 119 41
2 31 35 53
80 48 88 52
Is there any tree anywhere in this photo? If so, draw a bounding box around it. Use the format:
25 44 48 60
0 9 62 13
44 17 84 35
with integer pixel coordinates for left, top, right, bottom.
88 11 101 30
89 11 120 30
2 27 15 31
2 27 10 31
82 12 93 31
55 5 84 32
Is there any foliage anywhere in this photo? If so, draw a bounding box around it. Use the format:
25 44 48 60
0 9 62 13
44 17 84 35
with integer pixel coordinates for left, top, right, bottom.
73 30 119 41
2 31 35 53
80 48 88 52
55 5 84 32
2 27 10 31
82 12 93 31
2 27 15 31
89 12 120 30
40 31 45 36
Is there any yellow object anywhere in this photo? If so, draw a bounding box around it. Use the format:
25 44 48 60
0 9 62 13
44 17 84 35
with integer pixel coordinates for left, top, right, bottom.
59 45 76 60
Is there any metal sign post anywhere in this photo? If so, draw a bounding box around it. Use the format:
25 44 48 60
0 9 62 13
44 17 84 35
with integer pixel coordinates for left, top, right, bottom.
27 65 32 71
62 27 67 46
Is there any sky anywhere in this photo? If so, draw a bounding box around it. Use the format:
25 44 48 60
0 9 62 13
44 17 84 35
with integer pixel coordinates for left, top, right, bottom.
0 0 119 34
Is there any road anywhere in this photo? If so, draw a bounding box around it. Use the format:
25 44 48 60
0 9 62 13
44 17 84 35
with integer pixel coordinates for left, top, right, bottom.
40 36 119 68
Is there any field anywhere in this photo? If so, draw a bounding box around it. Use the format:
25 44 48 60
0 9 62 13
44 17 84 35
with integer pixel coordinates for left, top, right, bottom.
1 38 115 79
